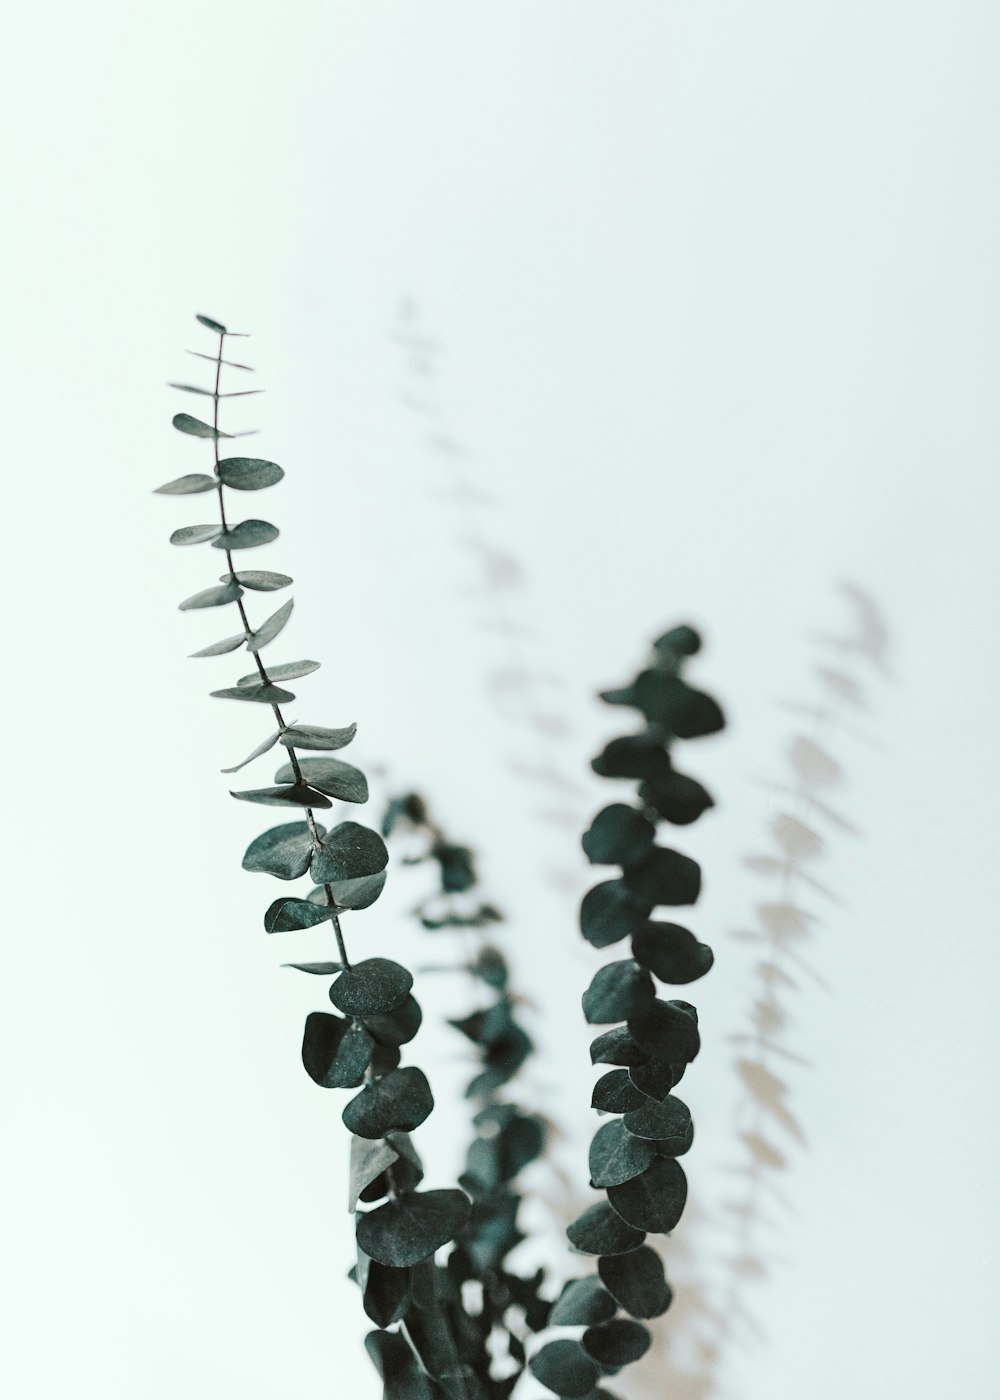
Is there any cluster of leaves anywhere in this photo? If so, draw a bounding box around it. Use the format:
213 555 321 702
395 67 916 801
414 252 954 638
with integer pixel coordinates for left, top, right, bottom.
158 317 475 1399
383 794 551 1395
527 625 723 1400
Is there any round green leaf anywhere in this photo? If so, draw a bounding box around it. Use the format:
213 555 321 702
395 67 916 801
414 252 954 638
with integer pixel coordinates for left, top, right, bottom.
280 721 357 751
628 999 700 1064
154 473 217 495
639 772 714 826
582 961 655 1024
221 569 292 591
582 804 656 867
589 1120 656 1188
591 734 672 783
356 1189 471 1268
549 1276 617 1327
217 456 284 490
631 923 714 985
178 581 242 611
230 783 332 810
308 871 387 912
622 1094 692 1152
330 959 413 1017
170 523 222 546
582 1319 651 1368
566 1202 645 1256
580 881 653 949
343 1067 433 1139
654 624 701 657
311 822 388 884
628 1060 677 1101
173 412 232 439
246 598 293 652
363 995 422 1048
264 896 335 933
589 1026 648 1067
591 1069 648 1114
301 1011 374 1088
623 847 701 907
236 659 320 686
606 1158 687 1234
242 820 320 880
212 518 279 551
598 1246 672 1319
529 1340 599 1398
274 755 368 804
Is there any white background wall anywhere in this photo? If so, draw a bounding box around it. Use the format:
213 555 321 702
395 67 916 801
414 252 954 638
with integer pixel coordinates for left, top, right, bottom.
3 4 999 1397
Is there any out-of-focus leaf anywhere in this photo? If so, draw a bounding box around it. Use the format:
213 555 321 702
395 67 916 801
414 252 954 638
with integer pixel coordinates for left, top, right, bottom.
566 1201 645 1256
363 1330 437 1400
212 519 279 551
598 1246 673 1319
582 1319 651 1368
529 1341 599 1399
654 624 701 657
264 896 336 933
591 734 672 783
639 772 714 826
280 722 357 751
589 1119 656 1188
245 598 293 652
186 349 254 371
221 570 292 591
220 728 282 774
363 995 422 1048
356 1190 471 1269
154 473 216 495
217 457 284 490
170 523 222 546
274 755 367 803
549 1276 617 1327
190 631 246 657
623 847 702 908
606 1158 688 1233
168 382 262 399
582 804 656 867
631 923 714 985
580 880 653 949
343 1066 433 1139
196 314 227 333
301 1011 373 1088
330 959 414 1018
210 682 294 704
178 581 243 611
242 820 319 880
236 660 319 686
172 412 232 439
311 822 388 883
231 783 331 810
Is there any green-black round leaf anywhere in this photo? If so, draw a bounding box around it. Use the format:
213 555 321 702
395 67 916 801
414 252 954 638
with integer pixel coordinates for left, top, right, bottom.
356 1189 471 1268
264 896 335 933
566 1201 645 1256
606 1157 687 1234
364 1329 437 1400
308 871 387 912
529 1340 600 1399
221 569 292 591
274 755 368 804
311 822 388 883
589 1026 649 1067
628 999 700 1064
170 522 222 546
591 1069 649 1114
549 1275 617 1327
343 1066 433 1139
280 722 357 751
246 598 293 652
633 671 724 737
654 624 701 657
330 959 413 1017
178 581 242 611
357 1252 409 1329
216 456 284 490
598 1246 672 1319
242 821 319 881
582 960 655 1024
622 1094 692 1152
591 734 672 784
631 923 714 985
231 783 332 810
639 772 714 826
623 847 701 908
628 1060 677 1101
173 411 231 439
580 880 653 949
582 804 656 867
589 1119 656 1188
196 313 227 333
363 995 423 1048
582 1319 651 1369
155 473 217 495
212 518 279 551
301 1011 374 1088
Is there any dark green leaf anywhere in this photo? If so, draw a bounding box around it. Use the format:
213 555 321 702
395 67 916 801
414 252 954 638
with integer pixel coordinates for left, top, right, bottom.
582 804 656 867
349 1136 400 1212
221 569 292 591
170 523 222 546
236 659 319 686
196 313 227 333
280 722 357 751
529 1340 600 1398
356 1249 409 1329
220 727 282 774
582 961 655 1024
583 1319 651 1368
282 961 342 975
639 772 714 825
623 847 701 907
231 783 332 810
628 999 700 1064
308 871 387 911
246 598 293 651
242 820 319 880
359 1131 423 1202
264 896 335 933
401 1297 465 1385
433 842 477 893
606 1158 687 1233
173 412 232 439
211 682 295 704
154 473 217 495
654 624 701 657
628 1060 677 1101
178 581 243 611
356 1189 471 1268
217 456 284 490
549 1276 617 1327
591 1070 648 1114
632 672 724 737
330 959 413 1017
190 631 246 657
364 1330 437 1400
566 1202 645 1256
589 1120 656 1187
591 735 672 783
301 1011 374 1088
363 995 422 1048
343 1066 433 1138
589 1026 648 1067
311 822 388 883
622 1095 692 1153
212 518 279 551
631 923 714 985
580 881 653 949
598 1247 672 1319
274 755 368 804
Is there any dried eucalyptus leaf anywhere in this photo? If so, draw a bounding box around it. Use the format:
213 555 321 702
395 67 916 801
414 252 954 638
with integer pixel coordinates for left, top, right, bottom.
280 722 357 751
330 959 413 1017
566 1201 645 1256
170 523 222 546
356 1189 471 1269
230 783 332 810
221 570 292 591
606 1158 688 1234
154 473 217 495
549 1275 617 1327
246 598 293 652
236 660 319 686
212 518 279 551
178 581 243 611
211 682 295 704
342 1067 433 1139
598 1247 672 1319
242 820 320 880
591 1069 649 1114
264 896 336 933
582 960 655 1024
274 755 367 803
173 412 232 439
582 1319 651 1368
220 728 282 774
217 457 284 490
582 804 656 867
311 822 388 883
529 1340 600 1398
589 1120 656 1188
190 631 247 657
301 1011 374 1088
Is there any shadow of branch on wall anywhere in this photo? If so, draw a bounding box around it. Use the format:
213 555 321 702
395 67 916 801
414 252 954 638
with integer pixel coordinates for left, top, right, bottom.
626 582 890 1400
